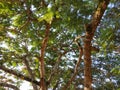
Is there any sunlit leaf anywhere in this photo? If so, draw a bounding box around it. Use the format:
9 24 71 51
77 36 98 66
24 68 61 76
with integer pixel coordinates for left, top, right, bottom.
38 10 54 24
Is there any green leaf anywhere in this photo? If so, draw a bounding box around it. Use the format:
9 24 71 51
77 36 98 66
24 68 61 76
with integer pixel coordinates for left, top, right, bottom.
11 14 21 26
12 62 17 67
38 8 54 24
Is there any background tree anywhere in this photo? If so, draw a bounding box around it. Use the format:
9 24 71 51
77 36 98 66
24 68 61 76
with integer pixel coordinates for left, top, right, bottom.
0 0 120 90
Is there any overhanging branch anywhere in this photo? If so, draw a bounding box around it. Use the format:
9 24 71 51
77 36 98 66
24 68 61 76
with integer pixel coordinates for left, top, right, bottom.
0 83 19 90
0 65 40 86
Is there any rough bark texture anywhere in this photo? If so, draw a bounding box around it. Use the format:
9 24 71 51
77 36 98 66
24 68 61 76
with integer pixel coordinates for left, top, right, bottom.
83 0 110 90
39 23 50 90
84 38 92 90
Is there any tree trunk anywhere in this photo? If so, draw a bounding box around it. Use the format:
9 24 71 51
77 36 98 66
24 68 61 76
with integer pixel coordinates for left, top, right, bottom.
39 23 50 90
83 0 110 90
83 34 92 90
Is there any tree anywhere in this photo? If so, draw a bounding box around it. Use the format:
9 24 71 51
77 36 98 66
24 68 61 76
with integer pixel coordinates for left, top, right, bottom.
0 0 120 90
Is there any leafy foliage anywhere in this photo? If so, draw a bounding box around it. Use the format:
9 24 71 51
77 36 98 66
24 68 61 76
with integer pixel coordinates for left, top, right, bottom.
0 0 120 90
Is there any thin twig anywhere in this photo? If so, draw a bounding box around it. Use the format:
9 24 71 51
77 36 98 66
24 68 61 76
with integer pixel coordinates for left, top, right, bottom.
62 36 83 90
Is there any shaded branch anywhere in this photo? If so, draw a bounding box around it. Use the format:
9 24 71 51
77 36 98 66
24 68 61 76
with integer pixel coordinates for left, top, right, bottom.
47 51 67 85
62 37 83 90
0 82 19 90
0 65 40 86
22 57 38 90
47 54 62 83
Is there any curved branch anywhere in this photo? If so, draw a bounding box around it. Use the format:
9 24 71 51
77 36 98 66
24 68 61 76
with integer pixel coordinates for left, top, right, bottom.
62 42 83 90
0 65 40 86
0 83 19 90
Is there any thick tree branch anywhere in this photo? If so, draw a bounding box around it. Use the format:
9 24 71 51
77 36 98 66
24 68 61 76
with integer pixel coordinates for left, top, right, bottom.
84 0 110 90
39 23 51 90
0 65 40 86
92 0 110 33
86 0 110 37
0 83 19 90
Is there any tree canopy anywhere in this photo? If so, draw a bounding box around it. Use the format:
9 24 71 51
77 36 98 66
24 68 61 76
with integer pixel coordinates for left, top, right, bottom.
0 0 120 90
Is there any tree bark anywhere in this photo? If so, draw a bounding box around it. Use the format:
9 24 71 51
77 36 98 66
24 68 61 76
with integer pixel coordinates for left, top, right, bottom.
39 23 50 90
83 0 110 90
84 35 92 90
